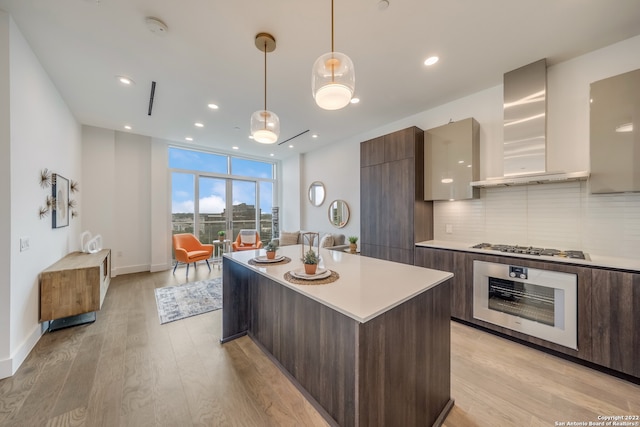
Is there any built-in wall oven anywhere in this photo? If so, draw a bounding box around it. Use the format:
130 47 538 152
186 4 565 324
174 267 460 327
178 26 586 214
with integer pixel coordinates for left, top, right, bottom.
473 260 578 350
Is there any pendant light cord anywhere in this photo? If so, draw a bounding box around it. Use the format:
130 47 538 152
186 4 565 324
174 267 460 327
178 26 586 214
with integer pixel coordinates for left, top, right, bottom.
331 0 334 53
264 40 267 113
330 0 335 81
264 40 268 129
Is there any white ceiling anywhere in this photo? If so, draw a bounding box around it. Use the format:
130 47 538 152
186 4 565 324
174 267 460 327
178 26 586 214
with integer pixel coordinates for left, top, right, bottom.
2 0 640 160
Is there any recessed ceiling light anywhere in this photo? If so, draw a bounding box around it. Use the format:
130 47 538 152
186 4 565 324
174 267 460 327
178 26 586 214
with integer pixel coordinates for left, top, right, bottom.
270 153 274 157
312 134 318 138
185 137 193 141
116 76 134 85
248 135 254 139
124 125 132 130
194 122 204 128
615 123 633 132
424 56 439 66
208 103 219 110
232 146 239 150
289 145 294 148
458 160 465 164
350 97 360 104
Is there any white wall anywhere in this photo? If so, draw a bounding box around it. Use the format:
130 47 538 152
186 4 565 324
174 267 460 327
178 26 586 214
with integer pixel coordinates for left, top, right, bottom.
299 143 360 238
299 35 640 260
0 11 12 376
150 140 170 272
1 14 82 379
280 154 302 232
82 127 156 276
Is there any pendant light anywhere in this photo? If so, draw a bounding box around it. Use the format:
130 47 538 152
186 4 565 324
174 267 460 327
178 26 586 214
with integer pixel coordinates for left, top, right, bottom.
312 0 355 110
251 33 280 144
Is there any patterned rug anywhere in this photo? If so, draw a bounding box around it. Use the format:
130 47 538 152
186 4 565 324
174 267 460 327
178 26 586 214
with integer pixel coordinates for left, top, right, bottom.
154 277 222 324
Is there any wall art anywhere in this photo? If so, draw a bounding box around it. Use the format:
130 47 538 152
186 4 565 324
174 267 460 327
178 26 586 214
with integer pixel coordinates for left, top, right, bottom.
52 173 69 228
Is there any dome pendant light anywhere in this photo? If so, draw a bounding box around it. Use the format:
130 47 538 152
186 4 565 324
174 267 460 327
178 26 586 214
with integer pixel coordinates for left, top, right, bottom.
251 33 280 144
312 0 355 110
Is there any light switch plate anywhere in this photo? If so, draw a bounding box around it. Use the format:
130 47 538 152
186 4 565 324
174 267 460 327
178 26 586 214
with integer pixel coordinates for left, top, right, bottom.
445 224 453 234
20 237 30 252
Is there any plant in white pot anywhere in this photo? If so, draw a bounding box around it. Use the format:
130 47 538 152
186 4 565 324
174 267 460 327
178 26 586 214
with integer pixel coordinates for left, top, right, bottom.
303 249 319 274
265 240 278 259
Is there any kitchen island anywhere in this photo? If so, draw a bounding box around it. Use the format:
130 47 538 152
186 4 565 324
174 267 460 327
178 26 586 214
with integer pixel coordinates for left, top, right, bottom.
222 244 454 427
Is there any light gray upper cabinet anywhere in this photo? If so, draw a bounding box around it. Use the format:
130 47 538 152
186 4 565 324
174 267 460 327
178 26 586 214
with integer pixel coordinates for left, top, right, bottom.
590 68 640 194
424 117 480 201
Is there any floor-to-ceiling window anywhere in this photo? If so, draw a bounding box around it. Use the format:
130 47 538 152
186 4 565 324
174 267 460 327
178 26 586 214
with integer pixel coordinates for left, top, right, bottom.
169 147 276 250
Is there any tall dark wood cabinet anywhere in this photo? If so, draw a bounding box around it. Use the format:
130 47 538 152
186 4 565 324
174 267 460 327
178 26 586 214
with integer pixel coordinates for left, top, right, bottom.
360 127 433 265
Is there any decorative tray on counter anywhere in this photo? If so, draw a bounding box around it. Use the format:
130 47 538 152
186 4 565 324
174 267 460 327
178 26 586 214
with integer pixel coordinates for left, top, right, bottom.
252 255 286 263
248 256 291 266
284 268 340 285
290 268 331 280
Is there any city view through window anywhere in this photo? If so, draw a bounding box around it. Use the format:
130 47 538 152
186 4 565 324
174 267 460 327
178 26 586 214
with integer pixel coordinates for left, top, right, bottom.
169 148 276 252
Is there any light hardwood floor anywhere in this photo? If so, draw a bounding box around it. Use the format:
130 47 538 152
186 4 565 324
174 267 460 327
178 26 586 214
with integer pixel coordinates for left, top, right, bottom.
1 267 638 426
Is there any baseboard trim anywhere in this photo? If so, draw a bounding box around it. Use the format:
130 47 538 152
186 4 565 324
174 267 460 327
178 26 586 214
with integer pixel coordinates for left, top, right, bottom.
150 262 171 273
113 264 150 276
0 323 42 379
0 357 12 379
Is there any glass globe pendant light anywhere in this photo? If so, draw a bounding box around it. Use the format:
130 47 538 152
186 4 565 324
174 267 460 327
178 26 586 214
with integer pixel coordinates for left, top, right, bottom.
312 0 355 110
251 33 280 144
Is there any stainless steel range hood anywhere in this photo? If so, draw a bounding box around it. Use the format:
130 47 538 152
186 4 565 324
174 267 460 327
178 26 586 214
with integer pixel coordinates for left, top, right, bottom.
472 59 589 188
470 170 589 188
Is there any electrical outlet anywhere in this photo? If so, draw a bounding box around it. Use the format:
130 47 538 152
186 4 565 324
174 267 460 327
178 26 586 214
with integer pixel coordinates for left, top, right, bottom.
20 237 30 252
445 224 453 234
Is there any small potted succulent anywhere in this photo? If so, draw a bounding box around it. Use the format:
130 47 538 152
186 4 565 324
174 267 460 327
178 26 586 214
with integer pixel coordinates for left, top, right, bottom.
265 240 278 259
348 236 358 253
303 249 319 275
217 230 226 241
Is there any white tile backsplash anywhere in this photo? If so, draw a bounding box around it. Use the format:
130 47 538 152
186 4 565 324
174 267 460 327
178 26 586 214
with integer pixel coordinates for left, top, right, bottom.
433 181 640 259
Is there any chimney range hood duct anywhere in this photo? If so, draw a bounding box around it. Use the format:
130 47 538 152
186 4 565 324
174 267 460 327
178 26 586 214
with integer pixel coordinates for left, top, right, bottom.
503 58 547 176
471 59 589 188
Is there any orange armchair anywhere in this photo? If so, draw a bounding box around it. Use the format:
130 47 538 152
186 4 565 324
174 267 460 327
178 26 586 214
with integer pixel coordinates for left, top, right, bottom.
232 229 263 252
172 233 214 276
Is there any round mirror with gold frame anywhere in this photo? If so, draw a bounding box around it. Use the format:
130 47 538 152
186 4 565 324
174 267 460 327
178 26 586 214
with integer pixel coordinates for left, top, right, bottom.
328 199 350 228
308 181 326 206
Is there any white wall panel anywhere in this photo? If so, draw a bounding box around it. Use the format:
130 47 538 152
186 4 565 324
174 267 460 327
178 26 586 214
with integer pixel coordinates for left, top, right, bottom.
3 15 81 378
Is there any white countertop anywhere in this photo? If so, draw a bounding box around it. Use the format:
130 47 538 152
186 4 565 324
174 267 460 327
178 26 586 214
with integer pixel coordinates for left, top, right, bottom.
416 240 640 273
224 244 453 323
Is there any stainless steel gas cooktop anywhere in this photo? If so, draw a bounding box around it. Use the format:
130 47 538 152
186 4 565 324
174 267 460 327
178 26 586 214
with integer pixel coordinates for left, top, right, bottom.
471 243 589 260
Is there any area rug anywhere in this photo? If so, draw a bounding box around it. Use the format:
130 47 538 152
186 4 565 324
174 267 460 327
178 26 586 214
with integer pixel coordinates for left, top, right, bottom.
154 277 222 324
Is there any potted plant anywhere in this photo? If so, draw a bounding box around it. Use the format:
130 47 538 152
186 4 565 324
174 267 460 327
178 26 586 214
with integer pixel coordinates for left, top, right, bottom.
303 249 319 275
217 230 226 241
348 236 358 253
265 240 278 259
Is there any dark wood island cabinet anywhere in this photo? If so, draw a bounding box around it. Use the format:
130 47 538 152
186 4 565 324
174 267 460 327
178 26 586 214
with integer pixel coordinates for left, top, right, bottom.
222 245 454 427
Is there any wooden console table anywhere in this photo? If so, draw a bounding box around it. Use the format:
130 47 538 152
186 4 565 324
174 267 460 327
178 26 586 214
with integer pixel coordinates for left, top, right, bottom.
40 249 111 330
